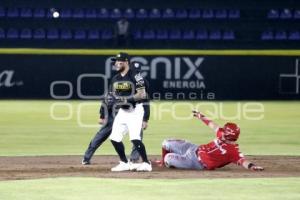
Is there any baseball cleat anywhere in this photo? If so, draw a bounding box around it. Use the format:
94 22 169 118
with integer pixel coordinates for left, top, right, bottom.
81 159 91 165
136 162 152 172
129 162 141 171
111 161 131 172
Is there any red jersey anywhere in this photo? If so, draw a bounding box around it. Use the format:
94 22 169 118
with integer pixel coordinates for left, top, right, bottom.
197 128 244 170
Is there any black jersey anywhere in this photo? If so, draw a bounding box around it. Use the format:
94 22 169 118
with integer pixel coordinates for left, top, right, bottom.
110 68 145 109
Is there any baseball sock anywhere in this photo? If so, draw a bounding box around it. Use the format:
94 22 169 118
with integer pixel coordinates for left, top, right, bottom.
131 140 150 164
162 147 170 162
111 140 128 163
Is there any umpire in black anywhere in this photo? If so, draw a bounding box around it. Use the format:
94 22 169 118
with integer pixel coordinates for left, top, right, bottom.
82 62 150 165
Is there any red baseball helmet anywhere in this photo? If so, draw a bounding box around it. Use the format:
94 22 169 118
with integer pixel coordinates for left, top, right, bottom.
223 122 240 141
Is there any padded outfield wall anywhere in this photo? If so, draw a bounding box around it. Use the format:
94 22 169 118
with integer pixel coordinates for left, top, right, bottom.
0 49 299 100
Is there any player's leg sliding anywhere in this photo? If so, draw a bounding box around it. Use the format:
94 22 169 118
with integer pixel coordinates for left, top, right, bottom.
131 140 152 172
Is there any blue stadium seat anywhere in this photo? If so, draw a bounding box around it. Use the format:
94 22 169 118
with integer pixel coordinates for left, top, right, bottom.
209 30 221 40
294 10 300 19
175 9 187 18
47 28 59 39
189 9 201 19
87 29 100 39
133 30 142 39
6 28 19 39
61 29 72 40
169 29 181 39
73 8 85 18
156 29 168 39
0 7 5 17
33 28 46 39
162 8 175 18
85 8 97 18
275 30 287 40
20 28 32 39
228 9 240 19
20 8 32 18
74 29 86 39
136 9 148 19
33 8 45 18
196 29 208 40
183 30 195 40
149 8 161 18
280 9 292 19
110 8 122 19
223 30 235 40
97 8 109 18
261 30 273 40
101 29 113 39
267 9 279 19
215 9 227 19
0 28 5 38
202 9 214 19
7 8 19 18
289 31 300 40
143 29 155 39
60 9 72 18
123 8 134 19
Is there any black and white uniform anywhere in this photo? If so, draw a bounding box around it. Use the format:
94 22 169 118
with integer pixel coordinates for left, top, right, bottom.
109 69 145 142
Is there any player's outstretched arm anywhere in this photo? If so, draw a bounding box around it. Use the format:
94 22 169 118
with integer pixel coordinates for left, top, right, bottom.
192 110 220 133
241 159 264 171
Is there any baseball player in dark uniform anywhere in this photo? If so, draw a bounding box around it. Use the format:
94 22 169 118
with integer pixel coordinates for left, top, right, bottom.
81 62 150 165
109 52 152 172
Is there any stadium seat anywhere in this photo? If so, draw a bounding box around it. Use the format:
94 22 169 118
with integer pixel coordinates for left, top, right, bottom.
132 30 142 39
189 9 201 19
123 8 134 19
280 9 292 19
6 28 19 39
61 29 72 39
20 8 32 18
47 28 59 39
261 30 273 40
162 8 175 18
0 7 5 17
275 30 287 40
228 9 240 19
97 8 109 18
85 8 97 18
60 9 72 18
209 30 221 40
101 29 113 39
20 28 32 39
215 9 227 19
149 8 161 18
223 30 235 40
143 29 155 39
183 30 195 40
110 8 122 18
202 9 214 19
267 9 279 19
87 29 100 39
293 10 300 19
196 29 208 40
74 29 86 39
0 28 5 39
33 28 46 39
136 8 148 19
33 8 45 18
175 9 187 18
288 31 300 40
156 29 168 39
73 8 85 18
169 29 181 39
7 8 19 18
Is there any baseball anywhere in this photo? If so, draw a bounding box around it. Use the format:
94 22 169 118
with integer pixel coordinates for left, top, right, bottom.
53 11 60 18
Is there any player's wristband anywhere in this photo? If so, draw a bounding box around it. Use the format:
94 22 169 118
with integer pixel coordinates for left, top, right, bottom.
248 163 255 169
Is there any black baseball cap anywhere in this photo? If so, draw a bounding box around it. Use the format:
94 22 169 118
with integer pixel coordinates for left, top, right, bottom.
111 52 130 62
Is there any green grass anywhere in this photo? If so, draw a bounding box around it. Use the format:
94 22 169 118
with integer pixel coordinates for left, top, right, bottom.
0 177 299 200
0 100 300 156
